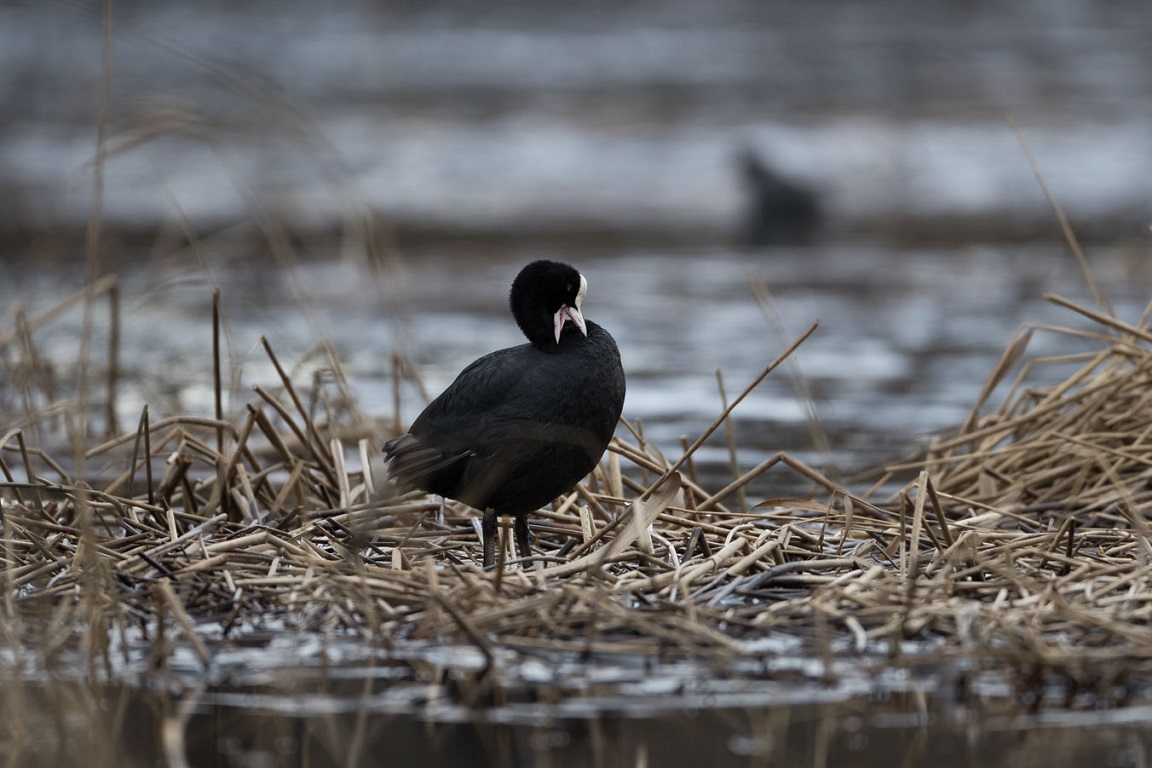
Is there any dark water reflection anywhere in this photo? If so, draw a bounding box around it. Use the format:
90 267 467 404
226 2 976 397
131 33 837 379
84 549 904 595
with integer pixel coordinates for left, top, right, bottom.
8 675 1152 767
184 699 1152 768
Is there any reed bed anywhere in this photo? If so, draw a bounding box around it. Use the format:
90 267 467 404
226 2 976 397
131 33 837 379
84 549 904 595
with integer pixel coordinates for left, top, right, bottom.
3 278 1152 708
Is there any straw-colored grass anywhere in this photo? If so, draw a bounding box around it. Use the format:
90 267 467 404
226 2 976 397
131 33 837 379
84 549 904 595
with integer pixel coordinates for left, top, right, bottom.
3 276 1152 716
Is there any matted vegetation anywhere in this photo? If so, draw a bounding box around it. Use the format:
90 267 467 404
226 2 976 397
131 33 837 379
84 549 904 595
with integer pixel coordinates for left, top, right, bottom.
3 272 1152 718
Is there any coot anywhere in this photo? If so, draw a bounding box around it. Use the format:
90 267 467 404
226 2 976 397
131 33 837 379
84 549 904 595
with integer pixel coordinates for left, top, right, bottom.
736 148 822 246
383 260 626 567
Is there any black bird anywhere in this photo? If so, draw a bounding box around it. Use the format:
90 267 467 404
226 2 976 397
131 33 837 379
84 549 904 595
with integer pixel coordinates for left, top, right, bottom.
383 260 626 567
736 148 822 246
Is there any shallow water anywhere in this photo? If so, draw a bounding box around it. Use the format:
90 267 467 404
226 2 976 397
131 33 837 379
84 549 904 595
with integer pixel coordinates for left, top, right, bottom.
4 243 1148 494
8 654 1152 767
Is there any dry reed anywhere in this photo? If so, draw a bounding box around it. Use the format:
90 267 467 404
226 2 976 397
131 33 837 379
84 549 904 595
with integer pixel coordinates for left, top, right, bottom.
3 280 1152 714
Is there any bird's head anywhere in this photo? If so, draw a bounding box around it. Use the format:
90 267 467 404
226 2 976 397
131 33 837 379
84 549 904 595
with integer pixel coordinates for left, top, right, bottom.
510 260 589 348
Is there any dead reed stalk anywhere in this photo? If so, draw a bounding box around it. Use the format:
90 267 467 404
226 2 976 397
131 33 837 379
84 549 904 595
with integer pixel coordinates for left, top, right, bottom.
3 282 1152 709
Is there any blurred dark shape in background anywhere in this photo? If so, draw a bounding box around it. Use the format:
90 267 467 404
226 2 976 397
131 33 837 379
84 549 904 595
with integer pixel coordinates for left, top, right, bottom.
736 148 821 246
0 0 1150 253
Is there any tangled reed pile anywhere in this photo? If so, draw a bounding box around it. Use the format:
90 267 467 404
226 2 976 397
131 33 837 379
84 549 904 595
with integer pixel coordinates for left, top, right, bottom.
4 278 1152 701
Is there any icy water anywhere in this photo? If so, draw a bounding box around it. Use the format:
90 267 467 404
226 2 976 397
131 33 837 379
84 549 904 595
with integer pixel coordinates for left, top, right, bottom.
3 0 1152 764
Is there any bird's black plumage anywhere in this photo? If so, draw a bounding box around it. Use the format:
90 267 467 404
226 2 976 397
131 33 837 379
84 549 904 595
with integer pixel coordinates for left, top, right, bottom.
383 260 626 567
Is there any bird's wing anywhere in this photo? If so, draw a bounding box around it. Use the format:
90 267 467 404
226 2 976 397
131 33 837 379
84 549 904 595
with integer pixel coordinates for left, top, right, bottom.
382 432 472 490
409 345 536 439
384 346 532 492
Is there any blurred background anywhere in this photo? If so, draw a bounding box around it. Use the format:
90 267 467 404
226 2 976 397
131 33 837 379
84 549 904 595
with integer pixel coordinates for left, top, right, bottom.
1 0 1151 489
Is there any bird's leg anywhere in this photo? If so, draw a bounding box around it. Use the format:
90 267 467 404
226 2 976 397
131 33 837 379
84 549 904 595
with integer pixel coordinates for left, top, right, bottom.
481 509 498 568
514 515 533 563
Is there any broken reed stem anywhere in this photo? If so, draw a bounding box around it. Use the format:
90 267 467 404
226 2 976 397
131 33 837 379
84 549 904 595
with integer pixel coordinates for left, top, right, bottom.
1009 116 1112 317
213 290 224 456
213 291 232 521
106 280 120 438
1045 293 1152 345
716 369 747 514
637 321 819 504
127 408 146 504
0 276 119 350
923 475 954 548
258 338 339 484
15 431 40 509
698 454 782 510
750 271 833 466
143 406 155 505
